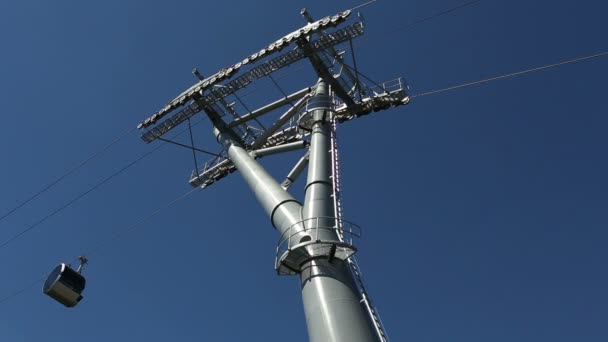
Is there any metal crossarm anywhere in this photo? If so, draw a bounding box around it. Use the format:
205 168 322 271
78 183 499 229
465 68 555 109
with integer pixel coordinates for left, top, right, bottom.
137 9 353 131
190 157 235 188
188 76 409 189
139 22 365 143
308 50 357 107
335 78 410 121
189 125 304 188
141 102 202 143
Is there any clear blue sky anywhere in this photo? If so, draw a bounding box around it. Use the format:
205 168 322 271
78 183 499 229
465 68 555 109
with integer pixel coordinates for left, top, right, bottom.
0 0 607 341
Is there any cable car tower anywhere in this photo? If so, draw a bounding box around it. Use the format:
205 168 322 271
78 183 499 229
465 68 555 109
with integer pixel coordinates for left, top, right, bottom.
137 7 409 342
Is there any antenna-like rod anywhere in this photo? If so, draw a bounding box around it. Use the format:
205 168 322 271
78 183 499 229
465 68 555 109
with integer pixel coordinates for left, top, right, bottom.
76 256 88 274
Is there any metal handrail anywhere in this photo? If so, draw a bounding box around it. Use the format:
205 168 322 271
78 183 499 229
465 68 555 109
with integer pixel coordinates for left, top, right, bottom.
276 216 361 256
189 152 228 179
300 96 334 114
366 77 407 96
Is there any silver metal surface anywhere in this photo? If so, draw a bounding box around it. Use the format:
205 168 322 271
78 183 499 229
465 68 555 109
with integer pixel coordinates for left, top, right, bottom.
275 216 359 275
228 88 311 128
282 151 310 190
302 81 339 239
213 126 303 237
251 94 311 149
45 281 81 307
297 81 379 341
301 258 378 342
250 141 307 158
210 81 379 341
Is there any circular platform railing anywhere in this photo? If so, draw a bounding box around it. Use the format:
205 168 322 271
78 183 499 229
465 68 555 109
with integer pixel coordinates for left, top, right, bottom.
275 216 361 275
297 96 336 131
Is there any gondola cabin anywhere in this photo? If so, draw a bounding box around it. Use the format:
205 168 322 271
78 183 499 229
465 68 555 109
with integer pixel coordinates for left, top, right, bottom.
43 263 86 307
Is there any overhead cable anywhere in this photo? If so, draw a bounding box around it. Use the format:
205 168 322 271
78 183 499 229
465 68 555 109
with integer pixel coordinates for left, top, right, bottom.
0 186 199 306
0 274 47 305
0 127 136 225
0 117 207 250
412 51 608 98
0 144 164 250
357 0 483 45
85 186 200 258
385 0 482 35
241 0 483 98
2 49 605 308
350 0 378 12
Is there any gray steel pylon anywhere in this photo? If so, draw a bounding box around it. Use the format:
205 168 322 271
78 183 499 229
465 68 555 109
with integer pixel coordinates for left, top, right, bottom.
135 8 412 340
208 80 379 341
299 80 378 342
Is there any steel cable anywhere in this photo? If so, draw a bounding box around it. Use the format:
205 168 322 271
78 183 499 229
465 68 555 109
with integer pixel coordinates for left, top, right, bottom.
84 186 200 258
3 50 606 307
0 274 47 305
0 144 164 249
355 0 483 46
0 127 137 225
5 0 598 308
0 117 207 250
239 0 484 98
0 186 199 306
411 51 608 98
384 0 482 35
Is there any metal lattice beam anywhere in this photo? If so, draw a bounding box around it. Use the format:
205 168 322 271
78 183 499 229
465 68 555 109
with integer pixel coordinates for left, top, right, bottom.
140 22 365 143
138 9 354 130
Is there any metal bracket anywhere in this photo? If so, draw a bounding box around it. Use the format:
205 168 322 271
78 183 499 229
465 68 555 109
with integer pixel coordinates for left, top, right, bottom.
76 256 88 274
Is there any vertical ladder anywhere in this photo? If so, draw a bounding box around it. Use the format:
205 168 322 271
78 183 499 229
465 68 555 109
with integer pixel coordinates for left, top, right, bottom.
329 115 390 342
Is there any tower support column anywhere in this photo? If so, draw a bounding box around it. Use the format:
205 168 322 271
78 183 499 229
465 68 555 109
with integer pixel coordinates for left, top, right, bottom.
299 80 378 342
213 125 303 236
210 79 378 341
